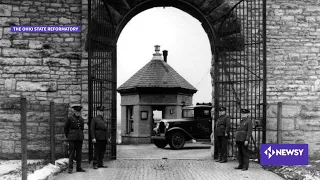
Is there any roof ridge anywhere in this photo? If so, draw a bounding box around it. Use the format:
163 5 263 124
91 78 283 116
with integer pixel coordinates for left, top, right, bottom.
164 62 197 90
161 61 180 87
118 60 152 89
134 61 151 84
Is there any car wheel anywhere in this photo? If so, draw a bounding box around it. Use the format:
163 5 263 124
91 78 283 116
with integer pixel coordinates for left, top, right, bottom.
153 140 168 148
168 131 185 150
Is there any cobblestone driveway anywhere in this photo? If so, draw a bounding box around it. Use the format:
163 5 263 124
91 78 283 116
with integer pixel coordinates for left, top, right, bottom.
117 142 212 159
53 159 284 180
53 143 284 180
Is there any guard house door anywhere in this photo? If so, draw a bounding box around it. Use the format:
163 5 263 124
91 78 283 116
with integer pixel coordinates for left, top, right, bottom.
152 106 164 140
88 0 117 161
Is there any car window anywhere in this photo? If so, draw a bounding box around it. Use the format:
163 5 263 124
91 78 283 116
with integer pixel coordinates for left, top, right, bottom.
204 110 210 116
182 109 194 118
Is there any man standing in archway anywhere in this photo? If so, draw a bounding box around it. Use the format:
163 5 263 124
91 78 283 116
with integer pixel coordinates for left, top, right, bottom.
64 105 86 174
91 106 110 169
215 107 230 163
235 109 253 171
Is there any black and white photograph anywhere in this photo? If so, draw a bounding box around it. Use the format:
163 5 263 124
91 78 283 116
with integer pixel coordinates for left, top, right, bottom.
0 0 319 180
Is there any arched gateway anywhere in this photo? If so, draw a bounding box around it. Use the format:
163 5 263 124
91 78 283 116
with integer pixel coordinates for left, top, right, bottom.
86 0 266 161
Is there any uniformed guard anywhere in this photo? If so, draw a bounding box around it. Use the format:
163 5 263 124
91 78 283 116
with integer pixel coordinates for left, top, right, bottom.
234 108 253 171
212 107 219 160
91 106 110 169
64 105 86 174
215 107 230 163
213 135 219 160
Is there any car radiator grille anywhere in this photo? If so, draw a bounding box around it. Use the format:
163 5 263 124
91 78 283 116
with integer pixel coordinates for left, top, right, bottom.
159 122 165 133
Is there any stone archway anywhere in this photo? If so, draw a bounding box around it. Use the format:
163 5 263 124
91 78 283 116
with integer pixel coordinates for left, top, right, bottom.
107 0 243 52
86 0 266 160
87 0 246 57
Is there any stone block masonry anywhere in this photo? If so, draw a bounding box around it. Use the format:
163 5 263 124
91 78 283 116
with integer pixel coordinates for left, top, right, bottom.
266 0 320 158
0 0 86 159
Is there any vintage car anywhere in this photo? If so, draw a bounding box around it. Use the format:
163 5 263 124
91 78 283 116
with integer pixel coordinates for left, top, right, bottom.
151 103 213 149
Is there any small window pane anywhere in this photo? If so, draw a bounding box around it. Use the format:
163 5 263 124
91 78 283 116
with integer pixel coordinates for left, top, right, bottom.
182 109 194 118
204 110 210 116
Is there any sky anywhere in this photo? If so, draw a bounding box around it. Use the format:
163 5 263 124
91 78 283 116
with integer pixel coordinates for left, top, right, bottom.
116 7 212 122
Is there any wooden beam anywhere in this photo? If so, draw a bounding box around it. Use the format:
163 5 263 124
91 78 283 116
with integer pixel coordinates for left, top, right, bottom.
21 97 27 180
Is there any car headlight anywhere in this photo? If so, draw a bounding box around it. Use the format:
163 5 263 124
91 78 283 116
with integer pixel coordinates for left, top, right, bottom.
165 122 170 129
153 123 159 134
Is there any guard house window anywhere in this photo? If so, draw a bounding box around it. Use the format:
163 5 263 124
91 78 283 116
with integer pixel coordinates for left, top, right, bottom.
141 111 148 120
126 106 134 133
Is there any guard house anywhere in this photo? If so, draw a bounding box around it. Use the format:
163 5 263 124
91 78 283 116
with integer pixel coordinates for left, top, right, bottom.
117 45 197 144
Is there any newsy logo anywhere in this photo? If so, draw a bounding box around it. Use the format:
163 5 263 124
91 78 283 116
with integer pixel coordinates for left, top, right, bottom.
260 144 308 165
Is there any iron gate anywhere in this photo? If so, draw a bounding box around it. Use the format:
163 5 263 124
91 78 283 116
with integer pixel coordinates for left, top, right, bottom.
214 0 266 159
88 0 117 161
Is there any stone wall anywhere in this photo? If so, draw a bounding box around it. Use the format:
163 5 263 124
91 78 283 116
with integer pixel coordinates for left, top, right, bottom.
266 0 320 157
0 99 70 159
0 0 86 159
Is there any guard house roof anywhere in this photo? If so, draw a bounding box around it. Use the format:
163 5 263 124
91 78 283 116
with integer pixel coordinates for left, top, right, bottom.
117 45 197 94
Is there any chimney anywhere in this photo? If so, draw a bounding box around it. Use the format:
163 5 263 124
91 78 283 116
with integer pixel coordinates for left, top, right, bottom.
152 45 163 60
163 50 168 63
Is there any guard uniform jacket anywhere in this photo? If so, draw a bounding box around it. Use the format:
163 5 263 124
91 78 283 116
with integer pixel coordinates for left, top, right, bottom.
91 115 109 140
235 117 253 142
64 114 85 140
215 115 231 137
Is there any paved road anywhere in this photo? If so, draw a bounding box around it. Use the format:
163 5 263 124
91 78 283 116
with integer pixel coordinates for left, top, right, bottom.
53 142 284 180
117 141 213 159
